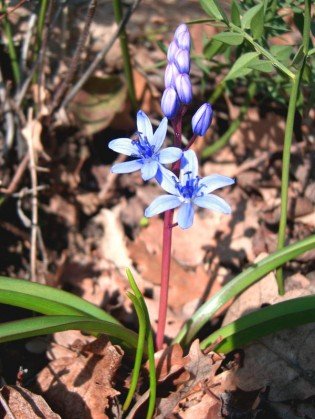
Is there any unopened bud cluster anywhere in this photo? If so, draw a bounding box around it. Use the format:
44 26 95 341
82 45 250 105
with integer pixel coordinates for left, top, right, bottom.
161 24 192 119
161 24 213 137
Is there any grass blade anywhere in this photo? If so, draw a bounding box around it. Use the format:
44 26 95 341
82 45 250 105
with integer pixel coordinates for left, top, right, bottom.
174 234 315 345
0 315 138 348
0 276 120 324
200 296 315 352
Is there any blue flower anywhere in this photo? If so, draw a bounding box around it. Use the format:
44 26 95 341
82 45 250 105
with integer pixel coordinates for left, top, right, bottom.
145 150 234 229
108 111 182 181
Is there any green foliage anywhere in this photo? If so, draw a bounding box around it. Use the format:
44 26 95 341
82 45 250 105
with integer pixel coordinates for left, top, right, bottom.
174 234 315 345
201 296 315 352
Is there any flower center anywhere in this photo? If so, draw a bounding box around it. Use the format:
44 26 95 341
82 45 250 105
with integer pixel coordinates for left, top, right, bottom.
132 133 155 159
174 171 205 200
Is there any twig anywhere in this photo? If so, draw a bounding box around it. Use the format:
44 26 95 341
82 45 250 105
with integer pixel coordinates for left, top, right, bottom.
0 66 15 149
20 12 37 76
0 0 28 22
51 0 98 112
0 390 16 419
0 154 29 195
60 0 141 109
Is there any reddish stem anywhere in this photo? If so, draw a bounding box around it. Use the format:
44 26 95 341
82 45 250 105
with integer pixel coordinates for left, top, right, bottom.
156 209 174 350
156 114 183 350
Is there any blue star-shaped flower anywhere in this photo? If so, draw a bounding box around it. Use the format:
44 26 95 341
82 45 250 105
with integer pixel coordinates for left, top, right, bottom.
145 150 235 229
108 111 182 181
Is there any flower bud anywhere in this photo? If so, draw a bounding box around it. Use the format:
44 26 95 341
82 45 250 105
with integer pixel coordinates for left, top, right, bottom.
175 73 192 104
161 87 180 119
174 49 190 74
167 40 179 62
174 24 191 51
164 63 180 88
192 103 213 136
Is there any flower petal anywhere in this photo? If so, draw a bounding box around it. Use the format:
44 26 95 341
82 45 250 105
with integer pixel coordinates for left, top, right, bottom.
180 149 198 182
177 203 195 229
137 110 153 143
111 159 143 174
141 160 159 181
108 138 139 156
151 117 168 151
194 194 231 214
145 195 181 218
158 147 182 164
155 166 180 195
200 174 235 194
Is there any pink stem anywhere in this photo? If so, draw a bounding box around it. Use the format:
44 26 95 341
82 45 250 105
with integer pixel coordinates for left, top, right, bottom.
156 209 174 350
156 115 183 350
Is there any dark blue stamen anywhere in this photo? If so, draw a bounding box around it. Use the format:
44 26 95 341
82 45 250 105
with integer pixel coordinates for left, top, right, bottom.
174 171 205 199
131 133 155 158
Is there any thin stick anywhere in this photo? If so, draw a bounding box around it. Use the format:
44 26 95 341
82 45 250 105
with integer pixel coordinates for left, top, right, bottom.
275 0 311 294
61 0 141 109
0 154 29 195
0 0 28 22
113 0 137 113
51 0 98 112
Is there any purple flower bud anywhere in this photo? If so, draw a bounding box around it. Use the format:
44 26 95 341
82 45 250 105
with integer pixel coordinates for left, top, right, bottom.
164 63 180 88
192 103 213 136
167 40 179 62
174 24 191 51
161 87 180 119
174 49 190 74
175 73 192 104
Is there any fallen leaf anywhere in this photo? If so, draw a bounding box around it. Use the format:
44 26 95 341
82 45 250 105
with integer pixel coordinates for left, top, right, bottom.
69 76 127 135
37 336 123 419
0 385 60 418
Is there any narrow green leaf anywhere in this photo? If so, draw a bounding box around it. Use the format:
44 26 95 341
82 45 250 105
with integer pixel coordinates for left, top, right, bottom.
201 296 315 353
0 315 138 348
292 45 305 69
0 276 120 324
250 3 264 39
174 234 315 345
213 31 244 46
231 0 241 26
204 39 228 60
224 52 259 80
242 4 263 29
199 0 229 24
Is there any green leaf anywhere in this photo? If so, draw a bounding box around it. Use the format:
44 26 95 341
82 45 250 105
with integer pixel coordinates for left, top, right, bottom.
213 31 244 46
270 45 293 64
224 52 259 80
242 4 263 29
201 296 315 353
247 59 274 73
250 3 264 39
231 0 241 26
0 315 138 349
292 45 305 69
204 38 229 60
0 276 120 324
199 0 229 24
174 234 315 345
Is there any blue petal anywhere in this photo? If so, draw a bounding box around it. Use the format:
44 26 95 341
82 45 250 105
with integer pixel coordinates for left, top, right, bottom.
108 138 139 156
158 147 182 164
200 174 235 194
180 150 198 182
145 195 181 217
177 203 195 229
194 194 231 214
151 117 168 151
156 166 180 196
141 160 159 181
111 159 143 174
137 110 153 143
